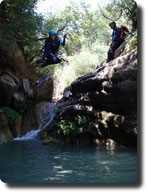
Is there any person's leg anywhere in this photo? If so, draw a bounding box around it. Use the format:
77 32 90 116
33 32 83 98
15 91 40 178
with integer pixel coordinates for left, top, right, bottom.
107 47 114 62
107 41 120 62
55 56 62 64
41 55 62 68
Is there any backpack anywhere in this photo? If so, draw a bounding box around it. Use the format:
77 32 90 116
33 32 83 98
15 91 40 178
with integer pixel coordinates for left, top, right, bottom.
120 25 129 40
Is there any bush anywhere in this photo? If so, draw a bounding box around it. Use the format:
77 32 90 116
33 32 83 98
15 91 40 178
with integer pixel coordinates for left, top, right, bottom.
54 44 108 95
130 34 137 50
19 98 35 114
57 115 88 136
1 107 19 127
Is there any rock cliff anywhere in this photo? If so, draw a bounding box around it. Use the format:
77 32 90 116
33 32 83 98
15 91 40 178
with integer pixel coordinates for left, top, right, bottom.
39 43 137 147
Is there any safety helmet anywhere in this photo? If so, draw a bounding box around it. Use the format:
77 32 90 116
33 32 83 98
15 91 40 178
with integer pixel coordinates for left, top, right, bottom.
49 30 57 36
109 21 116 26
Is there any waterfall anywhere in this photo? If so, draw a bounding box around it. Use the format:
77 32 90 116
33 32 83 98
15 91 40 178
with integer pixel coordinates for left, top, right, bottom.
14 102 56 141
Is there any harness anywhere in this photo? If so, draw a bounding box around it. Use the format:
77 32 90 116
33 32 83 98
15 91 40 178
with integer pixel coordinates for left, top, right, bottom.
45 37 60 54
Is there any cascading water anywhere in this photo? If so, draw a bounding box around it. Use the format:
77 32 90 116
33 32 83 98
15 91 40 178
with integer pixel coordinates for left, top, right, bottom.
14 102 56 141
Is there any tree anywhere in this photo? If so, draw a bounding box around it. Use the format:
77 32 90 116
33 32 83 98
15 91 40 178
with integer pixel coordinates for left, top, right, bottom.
0 0 43 62
98 0 137 31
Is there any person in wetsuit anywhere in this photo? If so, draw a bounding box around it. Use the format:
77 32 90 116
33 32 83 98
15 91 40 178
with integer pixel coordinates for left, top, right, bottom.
37 30 66 67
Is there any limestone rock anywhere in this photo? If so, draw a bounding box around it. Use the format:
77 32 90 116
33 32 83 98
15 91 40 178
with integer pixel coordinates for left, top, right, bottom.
0 110 13 143
14 115 22 137
0 42 32 80
13 90 26 110
21 105 38 135
23 78 34 98
21 101 55 136
0 74 18 106
35 74 53 102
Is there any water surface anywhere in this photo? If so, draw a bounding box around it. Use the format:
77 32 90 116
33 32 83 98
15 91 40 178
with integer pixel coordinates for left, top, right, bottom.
0 139 137 183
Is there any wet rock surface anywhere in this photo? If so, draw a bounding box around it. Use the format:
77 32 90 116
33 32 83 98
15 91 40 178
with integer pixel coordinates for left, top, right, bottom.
35 74 53 102
0 110 13 143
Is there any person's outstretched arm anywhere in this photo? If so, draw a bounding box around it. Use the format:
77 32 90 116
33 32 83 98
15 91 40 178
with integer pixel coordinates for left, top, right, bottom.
60 34 67 46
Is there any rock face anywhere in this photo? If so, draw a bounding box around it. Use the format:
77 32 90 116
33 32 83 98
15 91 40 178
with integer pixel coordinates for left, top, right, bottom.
0 74 18 106
13 90 26 110
0 72 54 142
0 42 32 80
22 78 34 98
0 110 13 143
40 45 137 146
35 74 53 102
14 115 23 137
21 101 55 135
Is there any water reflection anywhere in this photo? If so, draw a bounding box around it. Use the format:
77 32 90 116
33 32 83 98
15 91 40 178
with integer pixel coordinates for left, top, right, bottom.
0 140 137 183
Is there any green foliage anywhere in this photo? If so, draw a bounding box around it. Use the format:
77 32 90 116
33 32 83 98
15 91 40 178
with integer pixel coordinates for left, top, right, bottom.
129 34 137 50
57 115 88 136
19 98 35 114
75 115 87 126
1 107 19 127
54 44 107 95
100 0 137 30
125 31 137 50
0 0 43 61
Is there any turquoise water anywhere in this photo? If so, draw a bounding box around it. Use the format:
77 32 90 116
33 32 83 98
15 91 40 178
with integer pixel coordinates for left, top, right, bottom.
0 139 137 183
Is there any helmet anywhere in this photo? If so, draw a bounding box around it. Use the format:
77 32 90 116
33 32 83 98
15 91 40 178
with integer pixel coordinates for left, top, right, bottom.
109 21 116 26
49 30 57 36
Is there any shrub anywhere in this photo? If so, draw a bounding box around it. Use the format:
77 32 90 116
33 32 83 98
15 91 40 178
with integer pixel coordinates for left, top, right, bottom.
19 98 35 114
54 44 108 96
1 107 19 127
57 115 88 136
130 34 137 50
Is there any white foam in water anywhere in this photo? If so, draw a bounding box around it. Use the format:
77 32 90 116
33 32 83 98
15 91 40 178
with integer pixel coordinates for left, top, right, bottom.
14 129 41 140
14 102 56 141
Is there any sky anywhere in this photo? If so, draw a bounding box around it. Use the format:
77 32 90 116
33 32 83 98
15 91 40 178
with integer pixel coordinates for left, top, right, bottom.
35 0 110 16
0 0 110 16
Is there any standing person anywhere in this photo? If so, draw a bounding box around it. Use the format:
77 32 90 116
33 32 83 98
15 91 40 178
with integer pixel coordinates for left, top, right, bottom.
107 21 124 63
37 30 67 67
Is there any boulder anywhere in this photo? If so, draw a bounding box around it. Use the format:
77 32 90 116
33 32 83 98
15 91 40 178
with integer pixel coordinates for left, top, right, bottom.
0 110 13 143
0 74 18 106
35 74 53 102
94 111 137 146
13 90 26 110
22 78 34 98
21 105 38 135
4 70 21 87
14 115 22 137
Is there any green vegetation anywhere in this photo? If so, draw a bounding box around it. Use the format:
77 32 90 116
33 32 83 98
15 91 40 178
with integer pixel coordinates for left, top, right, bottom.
0 0 43 62
19 98 35 114
54 45 108 94
0 98 34 126
57 115 88 136
1 107 19 127
130 33 137 50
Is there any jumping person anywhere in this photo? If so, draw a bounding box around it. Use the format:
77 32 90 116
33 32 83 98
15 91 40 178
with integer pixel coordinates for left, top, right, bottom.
107 21 125 63
37 30 67 67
